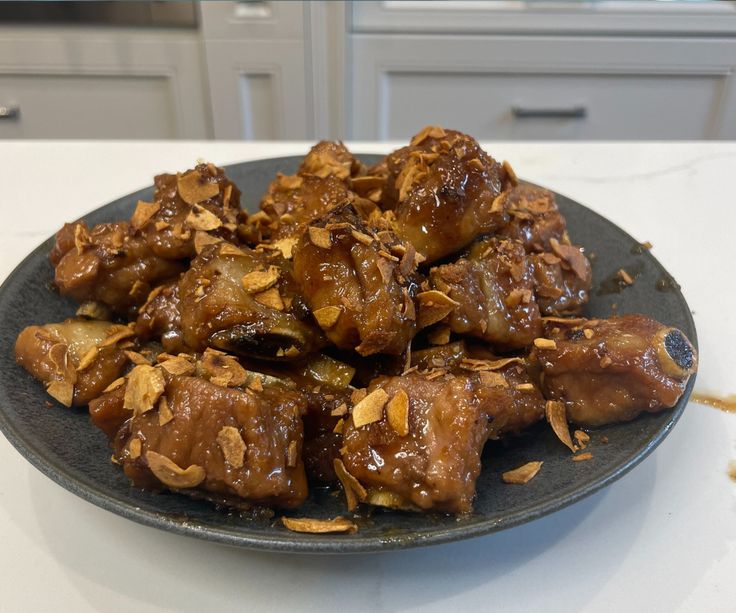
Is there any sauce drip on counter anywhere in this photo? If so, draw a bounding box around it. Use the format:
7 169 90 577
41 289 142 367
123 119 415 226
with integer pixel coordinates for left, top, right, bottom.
691 392 736 414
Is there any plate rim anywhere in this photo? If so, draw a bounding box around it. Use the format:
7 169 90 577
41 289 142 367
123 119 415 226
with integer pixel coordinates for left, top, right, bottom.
0 154 698 553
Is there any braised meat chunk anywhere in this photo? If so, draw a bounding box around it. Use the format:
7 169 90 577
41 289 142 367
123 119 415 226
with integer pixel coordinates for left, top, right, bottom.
51 221 185 317
461 354 547 439
427 237 542 350
245 141 374 245
530 239 592 316
15 318 132 406
113 353 308 509
292 204 420 356
134 279 187 354
381 126 511 262
252 173 358 244
51 162 242 317
339 372 491 513
532 314 697 426
496 184 566 252
178 241 322 360
138 162 241 260
299 140 364 180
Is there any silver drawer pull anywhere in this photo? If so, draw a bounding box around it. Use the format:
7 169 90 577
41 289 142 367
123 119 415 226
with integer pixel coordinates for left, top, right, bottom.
0 105 20 120
512 105 587 119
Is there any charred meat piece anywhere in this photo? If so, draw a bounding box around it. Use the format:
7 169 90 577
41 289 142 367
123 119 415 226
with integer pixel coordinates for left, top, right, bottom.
532 314 697 426
137 162 241 260
179 242 322 360
340 372 491 513
529 239 592 316
112 354 308 509
51 221 185 317
381 126 511 262
15 318 132 406
495 184 567 252
292 204 420 356
427 237 542 350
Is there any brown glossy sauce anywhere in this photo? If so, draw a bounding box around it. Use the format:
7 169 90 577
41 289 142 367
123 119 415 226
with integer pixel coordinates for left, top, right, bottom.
596 261 644 296
691 392 736 414
655 275 681 293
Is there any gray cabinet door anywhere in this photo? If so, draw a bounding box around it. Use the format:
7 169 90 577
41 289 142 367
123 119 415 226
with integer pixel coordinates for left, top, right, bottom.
200 1 311 140
351 35 736 140
0 28 211 139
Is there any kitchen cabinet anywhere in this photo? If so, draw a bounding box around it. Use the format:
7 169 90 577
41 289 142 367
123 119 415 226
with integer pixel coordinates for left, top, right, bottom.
349 2 736 140
1 1 734 141
199 1 310 140
199 1 346 141
350 35 736 140
0 27 211 139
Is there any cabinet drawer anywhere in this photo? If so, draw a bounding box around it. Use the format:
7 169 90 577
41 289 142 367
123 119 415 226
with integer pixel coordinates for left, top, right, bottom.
0 73 176 139
377 72 724 140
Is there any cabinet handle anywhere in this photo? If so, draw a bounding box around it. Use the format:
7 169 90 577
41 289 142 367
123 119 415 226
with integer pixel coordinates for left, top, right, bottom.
512 105 587 119
0 105 20 120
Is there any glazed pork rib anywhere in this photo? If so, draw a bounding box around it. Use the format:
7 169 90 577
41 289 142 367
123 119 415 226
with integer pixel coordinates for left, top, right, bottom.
139 161 241 260
380 126 511 263
529 241 592 316
243 140 375 245
427 236 543 351
50 162 242 317
292 203 421 356
99 352 309 509
495 184 567 253
337 360 546 513
339 371 492 513
51 221 186 318
178 242 323 361
532 314 697 426
15 318 132 406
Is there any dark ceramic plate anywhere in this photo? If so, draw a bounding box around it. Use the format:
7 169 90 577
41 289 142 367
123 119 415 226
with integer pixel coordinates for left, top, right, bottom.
0 155 697 553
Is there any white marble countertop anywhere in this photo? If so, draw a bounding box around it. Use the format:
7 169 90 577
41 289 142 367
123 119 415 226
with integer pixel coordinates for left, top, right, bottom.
1 141 734 613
